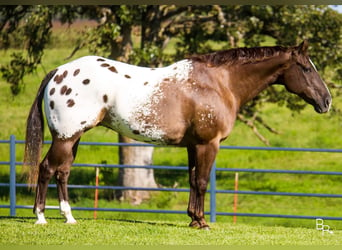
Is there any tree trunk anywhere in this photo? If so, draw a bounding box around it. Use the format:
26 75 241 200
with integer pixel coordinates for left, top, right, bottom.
116 135 158 205
104 11 158 205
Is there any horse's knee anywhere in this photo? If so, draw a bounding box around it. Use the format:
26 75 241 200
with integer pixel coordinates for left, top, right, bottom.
196 178 208 194
38 161 55 181
55 169 70 182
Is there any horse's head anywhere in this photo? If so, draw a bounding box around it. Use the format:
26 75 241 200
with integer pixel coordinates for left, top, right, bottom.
282 40 331 113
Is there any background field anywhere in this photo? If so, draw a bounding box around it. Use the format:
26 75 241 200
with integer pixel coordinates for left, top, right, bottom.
0 21 342 245
0 217 341 245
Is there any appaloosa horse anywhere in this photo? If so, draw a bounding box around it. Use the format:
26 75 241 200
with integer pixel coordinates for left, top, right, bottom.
24 40 331 228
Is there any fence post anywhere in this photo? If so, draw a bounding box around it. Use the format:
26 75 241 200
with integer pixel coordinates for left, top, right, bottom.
94 167 100 219
233 172 239 224
209 161 216 223
9 134 16 216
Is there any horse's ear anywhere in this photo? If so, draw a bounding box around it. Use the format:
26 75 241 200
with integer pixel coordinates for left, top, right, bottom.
297 40 309 55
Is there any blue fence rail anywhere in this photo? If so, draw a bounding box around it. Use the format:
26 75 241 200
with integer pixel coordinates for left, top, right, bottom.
1 135 342 222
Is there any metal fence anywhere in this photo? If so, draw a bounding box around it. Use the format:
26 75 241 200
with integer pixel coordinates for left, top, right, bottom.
1 134 342 222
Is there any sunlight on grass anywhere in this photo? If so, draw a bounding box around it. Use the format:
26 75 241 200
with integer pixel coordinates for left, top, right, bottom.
0 217 341 245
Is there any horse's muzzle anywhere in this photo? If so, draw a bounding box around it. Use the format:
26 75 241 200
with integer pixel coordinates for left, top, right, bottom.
315 95 332 114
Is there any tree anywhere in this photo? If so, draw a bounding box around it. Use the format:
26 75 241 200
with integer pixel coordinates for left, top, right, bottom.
0 6 52 95
1 5 341 201
230 6 342 143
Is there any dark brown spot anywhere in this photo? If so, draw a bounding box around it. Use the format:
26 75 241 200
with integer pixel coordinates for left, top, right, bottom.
82 79 90 85
133 130 140 135
143 81 149 86
163 78 170 81
103 94 108 103
124 74 131 79
60 85 68 95
101 63 110 67
49 88 55 96
66 99 75 107
66 88 72 95
151 68 156 71
63 70 68 78
97 58 105 62
187 78 196 84
108 66 118 73
50 101 54 110
73 69 80 76
173 66 178 70
57 77 63 84
80 121 87 125
54 74 63 84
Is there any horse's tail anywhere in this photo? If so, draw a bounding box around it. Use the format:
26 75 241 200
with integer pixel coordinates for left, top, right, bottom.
24 69 57 188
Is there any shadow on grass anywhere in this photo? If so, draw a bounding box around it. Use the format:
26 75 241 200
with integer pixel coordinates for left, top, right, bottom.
0 216 188 228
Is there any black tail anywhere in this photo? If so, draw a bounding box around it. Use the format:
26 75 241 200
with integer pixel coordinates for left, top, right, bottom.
24 69 57 187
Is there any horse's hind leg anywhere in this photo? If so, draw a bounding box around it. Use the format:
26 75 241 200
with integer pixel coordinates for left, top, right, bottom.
34 156 55 224
55 136 81 224
34 132 81 224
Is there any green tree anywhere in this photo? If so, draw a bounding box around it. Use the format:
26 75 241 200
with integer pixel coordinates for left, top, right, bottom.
0 6 52 94
2 5 340 95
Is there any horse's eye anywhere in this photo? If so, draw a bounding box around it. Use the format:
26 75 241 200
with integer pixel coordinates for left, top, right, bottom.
296 63 312 73
302 67 311 73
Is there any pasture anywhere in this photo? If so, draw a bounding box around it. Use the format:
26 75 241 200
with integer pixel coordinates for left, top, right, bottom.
0 23 342 246
0 217 341 245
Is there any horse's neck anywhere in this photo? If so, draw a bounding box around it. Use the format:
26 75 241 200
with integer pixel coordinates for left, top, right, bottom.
228 52 291 108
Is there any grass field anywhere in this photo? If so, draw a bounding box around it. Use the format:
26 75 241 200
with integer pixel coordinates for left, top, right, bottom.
0 217 341 245
0 22 342 244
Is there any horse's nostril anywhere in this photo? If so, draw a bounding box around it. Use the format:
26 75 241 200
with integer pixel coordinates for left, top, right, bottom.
325 97 331 108
324 96 332 112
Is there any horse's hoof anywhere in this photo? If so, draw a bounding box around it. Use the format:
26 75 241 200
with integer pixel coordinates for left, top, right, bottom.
35 219 47 225
189 220 210 230
189 220 200 228
65 218 77 224
200 225 210 230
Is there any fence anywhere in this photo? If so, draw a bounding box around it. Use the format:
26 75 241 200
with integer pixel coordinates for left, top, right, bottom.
1 134 342 222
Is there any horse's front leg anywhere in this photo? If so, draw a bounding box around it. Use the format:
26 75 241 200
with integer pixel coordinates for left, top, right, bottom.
187 142 218 230
187 146 199 228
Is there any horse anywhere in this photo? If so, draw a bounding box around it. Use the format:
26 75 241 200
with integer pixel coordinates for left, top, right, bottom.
24 40 331 228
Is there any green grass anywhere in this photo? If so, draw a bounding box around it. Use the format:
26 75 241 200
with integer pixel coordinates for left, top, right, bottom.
0 217 341 245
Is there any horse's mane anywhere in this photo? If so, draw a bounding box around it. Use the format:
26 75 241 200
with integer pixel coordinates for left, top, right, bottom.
190 46 289 66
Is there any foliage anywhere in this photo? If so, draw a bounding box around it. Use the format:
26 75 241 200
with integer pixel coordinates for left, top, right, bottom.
0 6 52 94
237 5 342 121
0 5 340 142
